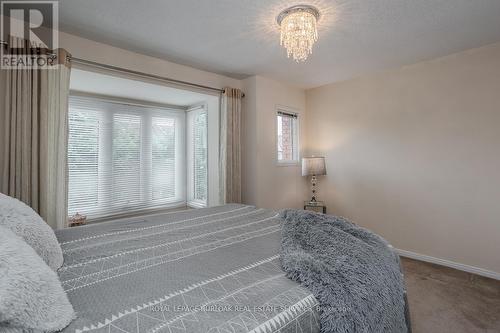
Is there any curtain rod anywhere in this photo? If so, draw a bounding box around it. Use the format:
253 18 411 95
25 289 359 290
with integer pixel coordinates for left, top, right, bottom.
1 39 57 57
71 57 245 97
277 110 298 117
1 40 244 97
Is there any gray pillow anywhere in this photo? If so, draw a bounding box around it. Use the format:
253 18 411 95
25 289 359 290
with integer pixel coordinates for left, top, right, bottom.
0 226 75 332
0 193 63 270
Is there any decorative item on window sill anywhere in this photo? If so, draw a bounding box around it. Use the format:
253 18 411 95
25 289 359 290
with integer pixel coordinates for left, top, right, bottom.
68 212 87 227
302 156 327 204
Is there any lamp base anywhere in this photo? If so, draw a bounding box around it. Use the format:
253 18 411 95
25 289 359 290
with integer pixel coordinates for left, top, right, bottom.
310 175 318 203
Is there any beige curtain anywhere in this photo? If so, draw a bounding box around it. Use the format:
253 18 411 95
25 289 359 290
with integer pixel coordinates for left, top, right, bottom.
220 87 242 204
0 37 72 229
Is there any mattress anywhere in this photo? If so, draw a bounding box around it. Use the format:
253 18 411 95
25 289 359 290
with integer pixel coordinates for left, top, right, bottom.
56 204 320 333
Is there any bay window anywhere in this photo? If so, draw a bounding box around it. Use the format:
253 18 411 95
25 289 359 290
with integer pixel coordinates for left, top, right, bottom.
67 95 205 219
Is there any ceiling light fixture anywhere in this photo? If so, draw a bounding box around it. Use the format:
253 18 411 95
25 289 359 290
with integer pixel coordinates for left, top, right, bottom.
277 5 320 62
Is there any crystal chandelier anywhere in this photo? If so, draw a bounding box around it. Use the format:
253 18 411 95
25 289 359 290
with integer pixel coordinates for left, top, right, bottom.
277 5 320 62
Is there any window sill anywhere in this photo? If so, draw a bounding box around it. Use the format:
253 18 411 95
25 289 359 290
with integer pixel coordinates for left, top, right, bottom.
187 200 207 209
276 161 300 167
81 202 189 225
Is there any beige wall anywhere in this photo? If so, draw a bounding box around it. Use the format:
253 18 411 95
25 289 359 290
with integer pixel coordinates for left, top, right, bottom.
242 76 308 209
305 43 500 275
59 31 242 90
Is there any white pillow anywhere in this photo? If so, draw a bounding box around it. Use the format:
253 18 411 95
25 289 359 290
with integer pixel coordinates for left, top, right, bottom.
0 193 63 270
0 226 75 331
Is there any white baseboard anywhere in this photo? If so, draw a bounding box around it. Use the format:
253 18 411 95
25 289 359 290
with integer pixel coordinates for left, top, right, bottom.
395 248 500 281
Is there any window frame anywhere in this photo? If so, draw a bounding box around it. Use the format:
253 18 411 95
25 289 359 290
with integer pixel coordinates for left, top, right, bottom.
276 106 300 166
186 103 208 208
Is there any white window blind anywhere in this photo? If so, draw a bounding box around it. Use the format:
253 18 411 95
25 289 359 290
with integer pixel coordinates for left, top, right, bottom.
152 117 177 201
187 106 208 207
277 109 299 163
68 96 185 218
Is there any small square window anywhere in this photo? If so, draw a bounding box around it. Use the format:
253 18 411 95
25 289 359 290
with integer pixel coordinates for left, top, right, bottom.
277 109 299 164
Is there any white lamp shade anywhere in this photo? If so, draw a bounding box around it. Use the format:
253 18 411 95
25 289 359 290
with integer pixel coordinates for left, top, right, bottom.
302 157 326 176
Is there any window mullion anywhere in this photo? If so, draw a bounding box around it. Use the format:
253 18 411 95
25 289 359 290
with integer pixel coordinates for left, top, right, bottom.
141 112 153 204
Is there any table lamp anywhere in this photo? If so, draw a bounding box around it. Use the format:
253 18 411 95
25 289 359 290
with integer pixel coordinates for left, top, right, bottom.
302 156 326 203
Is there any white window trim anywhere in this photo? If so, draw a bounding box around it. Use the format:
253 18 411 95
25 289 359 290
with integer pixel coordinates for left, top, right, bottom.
276 105 300 166
186 103 208 208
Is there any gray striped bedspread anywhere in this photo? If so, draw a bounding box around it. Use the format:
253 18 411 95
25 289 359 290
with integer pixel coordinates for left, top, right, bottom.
56 204 320 333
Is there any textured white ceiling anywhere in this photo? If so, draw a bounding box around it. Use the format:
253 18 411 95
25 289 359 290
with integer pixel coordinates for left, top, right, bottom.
58 0 500 88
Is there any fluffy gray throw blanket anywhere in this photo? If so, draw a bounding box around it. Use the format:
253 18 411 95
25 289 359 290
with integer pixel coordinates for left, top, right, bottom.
280 210 409 333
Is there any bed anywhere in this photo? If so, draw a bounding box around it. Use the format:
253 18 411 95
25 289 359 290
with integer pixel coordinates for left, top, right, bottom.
56 204 320 333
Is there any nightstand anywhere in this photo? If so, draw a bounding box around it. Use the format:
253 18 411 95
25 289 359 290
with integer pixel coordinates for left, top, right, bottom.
304 201 326 214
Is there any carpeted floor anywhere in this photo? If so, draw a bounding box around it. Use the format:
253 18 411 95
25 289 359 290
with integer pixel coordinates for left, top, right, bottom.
401 257 500 333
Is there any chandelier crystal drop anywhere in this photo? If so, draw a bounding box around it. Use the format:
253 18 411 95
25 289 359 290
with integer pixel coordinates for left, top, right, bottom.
277 5 320 62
